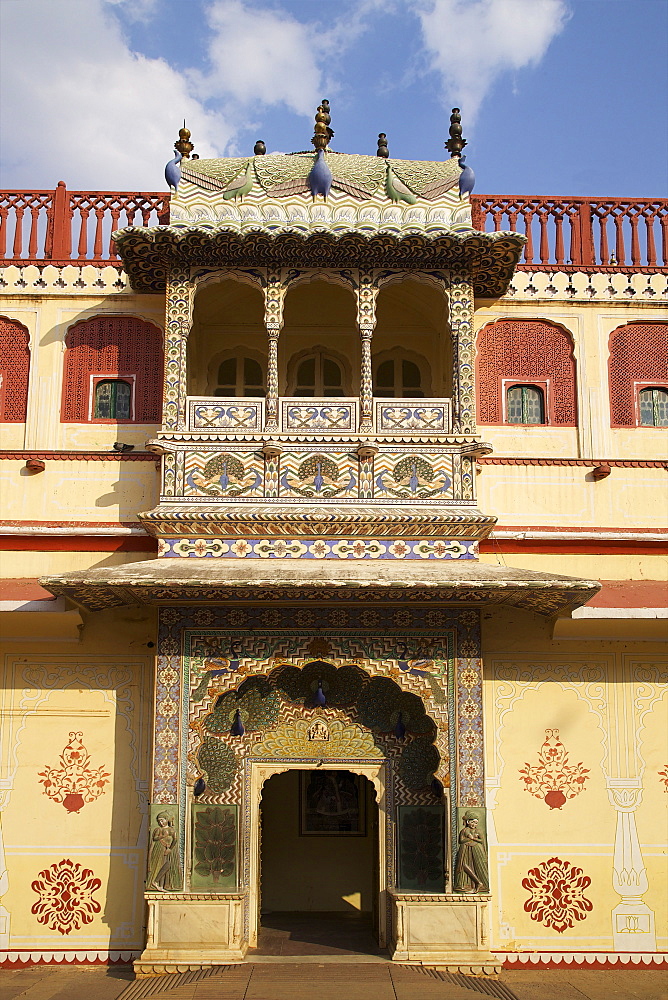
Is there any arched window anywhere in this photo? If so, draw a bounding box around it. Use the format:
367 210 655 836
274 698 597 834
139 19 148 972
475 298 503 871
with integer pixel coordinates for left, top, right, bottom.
214 357 265 397
0 316 30 422
62 315 163 422
608 323 668 427
506 384 545 424
294 353 345 396
476 319 577 426
94 379 133 420
374 358 424 398
638 387 668 427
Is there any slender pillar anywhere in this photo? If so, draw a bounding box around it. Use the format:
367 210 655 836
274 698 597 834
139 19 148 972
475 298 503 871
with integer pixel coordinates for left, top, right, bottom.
264 268 285 432
164 266 194 431
357 270 378 432
449 271 476 433
607 779 656 950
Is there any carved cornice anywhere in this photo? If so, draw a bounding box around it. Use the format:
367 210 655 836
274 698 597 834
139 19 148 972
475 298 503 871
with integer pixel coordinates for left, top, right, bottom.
113 226 524 298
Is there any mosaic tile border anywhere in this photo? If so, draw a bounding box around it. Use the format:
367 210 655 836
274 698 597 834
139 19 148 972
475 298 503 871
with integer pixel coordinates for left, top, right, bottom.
157 536 478 559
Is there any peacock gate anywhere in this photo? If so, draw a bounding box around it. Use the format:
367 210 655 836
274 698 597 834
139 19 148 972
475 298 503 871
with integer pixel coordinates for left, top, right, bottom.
1 104 666 975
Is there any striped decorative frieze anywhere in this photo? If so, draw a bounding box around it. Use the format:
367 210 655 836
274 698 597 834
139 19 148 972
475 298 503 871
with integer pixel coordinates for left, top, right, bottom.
156 536 478 559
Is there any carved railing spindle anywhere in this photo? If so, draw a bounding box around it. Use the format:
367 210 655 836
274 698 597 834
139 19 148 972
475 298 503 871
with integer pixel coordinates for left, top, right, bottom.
12 206 24 259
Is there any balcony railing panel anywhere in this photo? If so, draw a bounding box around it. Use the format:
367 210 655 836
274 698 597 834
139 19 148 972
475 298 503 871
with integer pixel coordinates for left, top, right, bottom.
185 396 453 435
472 195 668 270
1 186 665 272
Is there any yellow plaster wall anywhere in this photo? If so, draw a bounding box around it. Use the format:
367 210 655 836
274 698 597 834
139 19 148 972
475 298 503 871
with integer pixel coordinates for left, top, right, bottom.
477 464 668 530
0 550 155 578
474 299 667 462
482 612 668 954
478 552 667 582
0 290 163 454
0 458 158 525
0 608 156 954
260 770 374 913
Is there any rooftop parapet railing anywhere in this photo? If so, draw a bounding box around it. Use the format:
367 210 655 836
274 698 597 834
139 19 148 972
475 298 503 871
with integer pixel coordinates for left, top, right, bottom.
0 184 666 272
0 183 169 266
472 195 668 271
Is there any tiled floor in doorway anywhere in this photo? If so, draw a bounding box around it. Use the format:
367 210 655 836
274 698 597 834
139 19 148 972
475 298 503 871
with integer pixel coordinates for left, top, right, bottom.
248 910 389 959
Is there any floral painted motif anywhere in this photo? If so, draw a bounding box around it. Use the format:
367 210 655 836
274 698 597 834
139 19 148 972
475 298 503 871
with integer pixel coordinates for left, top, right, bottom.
31 859 101 935
518 729 589 809
38 732 110 813
522 857 593 932
659 765 668 791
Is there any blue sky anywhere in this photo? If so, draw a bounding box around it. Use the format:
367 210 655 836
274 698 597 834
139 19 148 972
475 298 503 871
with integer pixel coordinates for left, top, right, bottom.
1 0 666 196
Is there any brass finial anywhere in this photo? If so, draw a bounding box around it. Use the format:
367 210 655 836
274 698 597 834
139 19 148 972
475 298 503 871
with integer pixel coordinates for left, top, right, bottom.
254 139 266 155
174 121 194 159
445 108 467 158
312 99 334 150
377 133 389 158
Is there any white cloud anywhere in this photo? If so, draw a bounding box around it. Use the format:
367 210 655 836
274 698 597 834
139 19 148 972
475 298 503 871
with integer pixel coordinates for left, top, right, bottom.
199 0 382 118
0 0 229 189
415 0 569 123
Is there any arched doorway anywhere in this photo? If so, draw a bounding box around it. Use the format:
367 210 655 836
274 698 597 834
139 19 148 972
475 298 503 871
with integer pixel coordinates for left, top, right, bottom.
253 768 384 956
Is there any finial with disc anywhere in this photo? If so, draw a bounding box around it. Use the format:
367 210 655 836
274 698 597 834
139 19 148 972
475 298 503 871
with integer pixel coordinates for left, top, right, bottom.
377 133 389 158
174 121 194 159
445 108 467 158
312 99 334 150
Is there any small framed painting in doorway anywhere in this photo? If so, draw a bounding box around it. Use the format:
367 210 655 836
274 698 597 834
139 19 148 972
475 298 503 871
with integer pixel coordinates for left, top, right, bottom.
299 770 366 836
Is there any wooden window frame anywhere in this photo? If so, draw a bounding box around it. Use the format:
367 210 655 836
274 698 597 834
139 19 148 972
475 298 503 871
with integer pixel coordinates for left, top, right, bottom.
634 381 668 427
89 374 136 423
502 379 550 426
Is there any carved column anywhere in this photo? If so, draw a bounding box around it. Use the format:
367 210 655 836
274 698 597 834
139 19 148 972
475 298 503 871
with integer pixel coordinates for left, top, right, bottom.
264 268 285 432
164 266 194 431
607 779 656 951
449 271 476 433
356 270 378 433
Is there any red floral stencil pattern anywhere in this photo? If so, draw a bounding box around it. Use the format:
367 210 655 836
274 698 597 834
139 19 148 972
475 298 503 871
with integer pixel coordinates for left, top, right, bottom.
31 859 101 935
518 729 589 809
39 732 110 813
659 766 668 791
522 857 593 932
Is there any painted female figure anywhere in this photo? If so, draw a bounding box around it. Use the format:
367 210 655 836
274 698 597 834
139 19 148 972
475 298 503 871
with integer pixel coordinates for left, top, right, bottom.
147 811 180 891
453 812 489 893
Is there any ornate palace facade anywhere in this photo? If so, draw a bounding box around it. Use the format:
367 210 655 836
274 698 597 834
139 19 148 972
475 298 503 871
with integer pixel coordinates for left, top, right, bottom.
0 109 666 974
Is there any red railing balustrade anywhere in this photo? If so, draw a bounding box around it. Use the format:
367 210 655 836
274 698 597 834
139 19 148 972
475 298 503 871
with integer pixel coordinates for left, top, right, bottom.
0 183 169 266
472 196 668 271
0 184 666 271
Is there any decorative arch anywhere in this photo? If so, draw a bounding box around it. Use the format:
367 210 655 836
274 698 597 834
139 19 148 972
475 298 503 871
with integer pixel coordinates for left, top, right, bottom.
282 269 357 295
192 268 265 296
608 321 668 426
476 318 577 425
189 660 441 798
0 316 30 422
62 314 163 422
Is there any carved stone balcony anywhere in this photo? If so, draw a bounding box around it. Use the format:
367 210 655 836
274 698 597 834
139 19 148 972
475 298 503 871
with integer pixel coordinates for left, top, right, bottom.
184 396 452 437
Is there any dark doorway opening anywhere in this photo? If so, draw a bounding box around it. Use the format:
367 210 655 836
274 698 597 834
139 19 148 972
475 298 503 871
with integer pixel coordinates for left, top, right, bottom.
252 769 386 957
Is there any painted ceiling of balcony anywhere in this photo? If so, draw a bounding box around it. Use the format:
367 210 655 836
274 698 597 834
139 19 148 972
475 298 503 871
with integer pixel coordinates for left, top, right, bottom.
192 278 447 332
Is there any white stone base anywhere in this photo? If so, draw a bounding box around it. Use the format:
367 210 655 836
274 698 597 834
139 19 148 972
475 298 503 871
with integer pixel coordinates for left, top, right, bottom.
389 892 499 972
136 893 247 975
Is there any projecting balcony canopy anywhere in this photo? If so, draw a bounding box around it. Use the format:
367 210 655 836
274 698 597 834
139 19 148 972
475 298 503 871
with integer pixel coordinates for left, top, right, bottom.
41 558 600 619
113 223 525 297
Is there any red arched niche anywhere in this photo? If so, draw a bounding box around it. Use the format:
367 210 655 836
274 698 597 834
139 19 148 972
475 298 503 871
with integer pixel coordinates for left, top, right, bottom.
62 315 163 422
476 319 577 425
0 316 30 422
608 322 668 427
